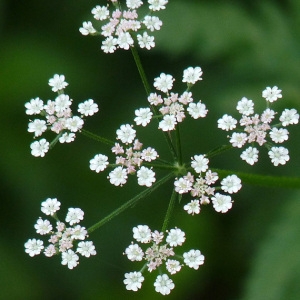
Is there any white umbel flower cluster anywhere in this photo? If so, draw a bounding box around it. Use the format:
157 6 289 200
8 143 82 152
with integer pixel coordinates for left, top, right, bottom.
174 155 242 214
79 0 168 53
24 198 96 269
123 225 204 295
25 74 99 157
217 87 299 166
142 67 208 131
89 124 159 187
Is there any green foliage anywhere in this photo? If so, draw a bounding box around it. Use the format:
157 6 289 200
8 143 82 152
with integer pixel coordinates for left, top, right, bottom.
241 191 300 300
0 0 299 299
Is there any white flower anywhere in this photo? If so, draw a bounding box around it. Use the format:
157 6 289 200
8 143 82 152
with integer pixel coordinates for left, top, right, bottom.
211 193 232 213
134 107 153 126
44 244 56 257
187 102 208 119
126 0 143 9
137 166 156 187
71 225 88 240
221 175 242 194
65 116 84 132
34 218 52 235
153 73 174 93
124 272 144 291
147 92 163 105
54 94 72 113
117 32 134 50
59 132 76 143
174 177 193 194
25 97 44 115
108 166 128 186
141 147 158 161
205 170 219 184
48 74 68 92
261 108 276 123
77 241 96 257
184 200 200 215
229 132 247 148
269 128 289 143
218 114 237 131
268 146 289 166
65 208 84 225
236 97 254 115
166 259 181 275
116 124 136 144
79 21 96 36
25 238 44 257
154 274 175 295
30 139 49 157
41 198 61 216
101 36 118 53
166 228 185 247
125 244 144 261
137 32 155 49
191 154 209 173
182 67 203 84
183 249 205 270
279 108 299 126
28 119 47 137
78 99 98 116
262 86 282 102
143 15 162 31
89 154 109 173
61 249 79 269
133 225 151 243
151 230 164 244
240 147 259 165
158 114 177 131
91 5 109 20
148 0 168 11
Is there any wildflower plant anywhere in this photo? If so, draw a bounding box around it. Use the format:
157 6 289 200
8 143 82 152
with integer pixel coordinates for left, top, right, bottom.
24 0 300 296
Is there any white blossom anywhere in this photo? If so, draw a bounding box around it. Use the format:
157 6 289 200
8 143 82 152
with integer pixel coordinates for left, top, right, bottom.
182 66 203 84
183 249 205 270
124 272 144 291
154 274 175 295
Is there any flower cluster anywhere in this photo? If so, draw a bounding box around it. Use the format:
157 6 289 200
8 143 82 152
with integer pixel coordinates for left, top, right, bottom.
90 124 159 187
174 155 242 214
25 74 98 157
218 86 299 166
140 67 208 131
79 0 168 53
123 225 204 295
24 198 96 269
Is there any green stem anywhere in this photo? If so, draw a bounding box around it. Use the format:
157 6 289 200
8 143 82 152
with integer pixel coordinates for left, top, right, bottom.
88 172 175 234
49 132 63 149
161 188 178 232
213 168 300 189
142 162 178 171
130 46 178 161
130 47 151 95
175 123 182 164
80 129 115 146
206 144 233 159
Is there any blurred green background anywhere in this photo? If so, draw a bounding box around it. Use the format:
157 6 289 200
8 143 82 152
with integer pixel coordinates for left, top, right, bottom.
1 0 300 299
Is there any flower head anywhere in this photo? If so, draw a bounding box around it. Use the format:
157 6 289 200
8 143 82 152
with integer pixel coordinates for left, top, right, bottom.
262 86 282 102
154 274 175 295
48 74 68 92
124 272 144 291
182 66 203 84
25 199 96 269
